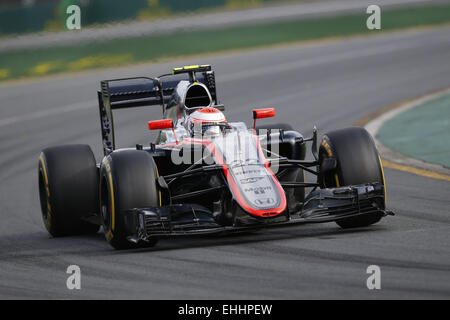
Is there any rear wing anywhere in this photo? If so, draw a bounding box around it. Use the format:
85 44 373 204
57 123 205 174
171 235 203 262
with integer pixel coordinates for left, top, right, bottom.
98 66 218 155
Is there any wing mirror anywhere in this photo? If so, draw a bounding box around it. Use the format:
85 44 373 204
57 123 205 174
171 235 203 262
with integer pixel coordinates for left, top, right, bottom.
148 119 178 144
252 108 275 130
148 119 173 130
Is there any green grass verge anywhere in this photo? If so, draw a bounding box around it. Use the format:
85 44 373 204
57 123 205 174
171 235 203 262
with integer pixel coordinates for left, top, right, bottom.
378 92 450 169
1 3 450 82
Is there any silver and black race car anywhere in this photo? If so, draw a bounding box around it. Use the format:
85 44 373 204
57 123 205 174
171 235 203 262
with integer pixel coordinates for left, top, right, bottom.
38 64 393 249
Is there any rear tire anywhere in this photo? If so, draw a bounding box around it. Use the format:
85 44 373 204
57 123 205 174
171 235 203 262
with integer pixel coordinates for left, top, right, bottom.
319 127 385 229
38 145 100 237
100 150 160 250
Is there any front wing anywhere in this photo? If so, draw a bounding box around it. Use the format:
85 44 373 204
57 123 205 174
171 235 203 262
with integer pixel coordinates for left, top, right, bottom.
124 183 393 243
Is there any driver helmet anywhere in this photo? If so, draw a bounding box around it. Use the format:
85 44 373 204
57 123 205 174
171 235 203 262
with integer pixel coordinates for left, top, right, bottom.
187 107 227 137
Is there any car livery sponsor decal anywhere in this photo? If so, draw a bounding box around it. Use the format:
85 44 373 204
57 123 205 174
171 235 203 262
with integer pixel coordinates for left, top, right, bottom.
240 176 264 184
229 164 281 210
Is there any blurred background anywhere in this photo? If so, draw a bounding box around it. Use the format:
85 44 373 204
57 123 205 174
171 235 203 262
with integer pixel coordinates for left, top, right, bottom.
0 0 289 35
0 0 449 82
0 0 450 300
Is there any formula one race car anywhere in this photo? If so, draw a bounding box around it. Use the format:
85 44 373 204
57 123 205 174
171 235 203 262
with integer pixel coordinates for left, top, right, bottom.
38 64 393 249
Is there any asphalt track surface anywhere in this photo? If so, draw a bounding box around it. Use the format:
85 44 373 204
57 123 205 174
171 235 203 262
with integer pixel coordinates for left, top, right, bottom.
0 27 450 299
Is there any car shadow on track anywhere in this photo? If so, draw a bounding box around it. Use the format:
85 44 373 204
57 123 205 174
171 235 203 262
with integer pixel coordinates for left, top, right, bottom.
117 224 387 255
0 224 387 259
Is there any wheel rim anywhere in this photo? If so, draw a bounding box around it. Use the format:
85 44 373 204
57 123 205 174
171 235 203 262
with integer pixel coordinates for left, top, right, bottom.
100 178 111 230
38 169 49 227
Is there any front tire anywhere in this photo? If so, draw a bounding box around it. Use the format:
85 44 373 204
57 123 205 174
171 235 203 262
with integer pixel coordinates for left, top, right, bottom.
100 150 160 250
38 145 100 237
319 127 386 229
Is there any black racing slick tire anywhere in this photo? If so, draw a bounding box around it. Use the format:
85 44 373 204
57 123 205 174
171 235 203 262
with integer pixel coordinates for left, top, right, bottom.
38 145 100 237
100 150 160 250
319 127 386 229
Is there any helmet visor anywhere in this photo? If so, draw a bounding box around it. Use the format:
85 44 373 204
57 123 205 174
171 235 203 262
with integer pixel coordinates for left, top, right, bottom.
202 125 221 136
